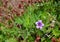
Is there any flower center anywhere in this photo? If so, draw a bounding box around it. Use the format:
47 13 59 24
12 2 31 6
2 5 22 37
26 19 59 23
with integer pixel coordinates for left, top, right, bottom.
38 22 42 26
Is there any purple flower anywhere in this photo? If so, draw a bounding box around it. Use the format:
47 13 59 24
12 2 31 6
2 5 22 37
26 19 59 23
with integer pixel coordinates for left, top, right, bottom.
35 20 44 29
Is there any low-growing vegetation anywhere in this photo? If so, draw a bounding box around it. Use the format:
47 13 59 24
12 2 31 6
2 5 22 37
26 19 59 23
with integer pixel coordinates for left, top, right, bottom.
0 0 60 42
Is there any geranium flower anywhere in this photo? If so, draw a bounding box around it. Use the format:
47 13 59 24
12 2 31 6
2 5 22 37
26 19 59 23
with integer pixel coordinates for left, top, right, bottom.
35 20 44 29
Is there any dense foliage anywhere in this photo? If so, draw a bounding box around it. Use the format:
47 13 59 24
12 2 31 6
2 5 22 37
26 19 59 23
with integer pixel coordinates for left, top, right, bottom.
0 0 60 42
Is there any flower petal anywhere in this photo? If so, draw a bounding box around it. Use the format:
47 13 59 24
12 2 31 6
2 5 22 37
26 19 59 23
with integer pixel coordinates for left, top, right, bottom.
39 26 42 29
38 20 42 22
42 23 44 26
35 22 38 25
36 26 40 29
